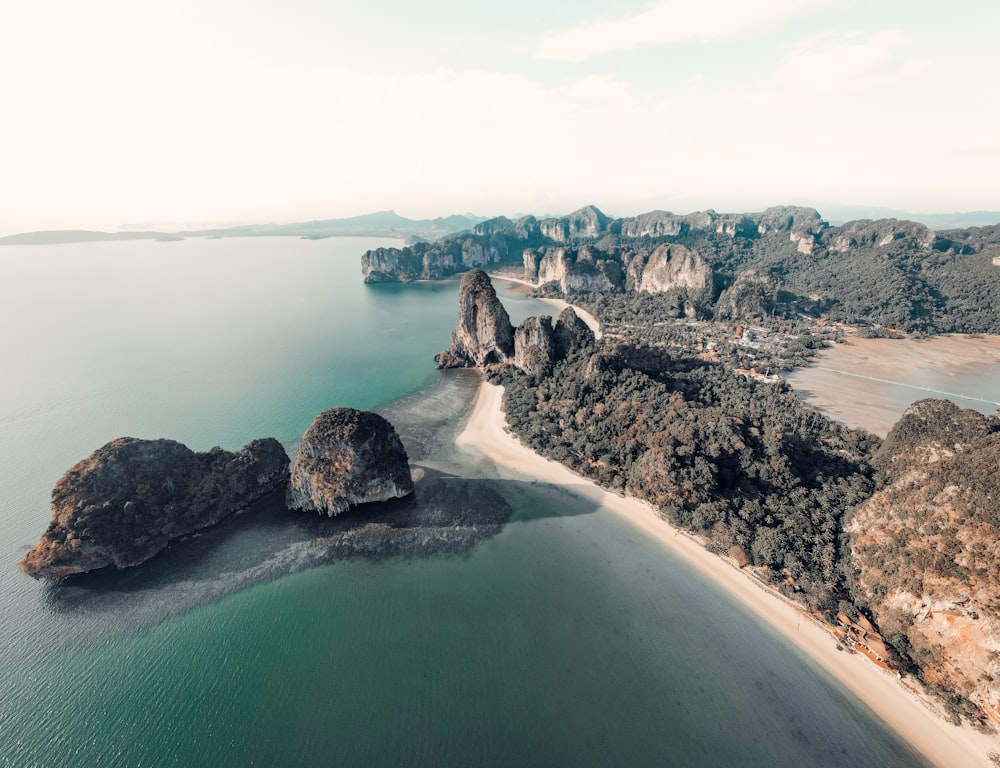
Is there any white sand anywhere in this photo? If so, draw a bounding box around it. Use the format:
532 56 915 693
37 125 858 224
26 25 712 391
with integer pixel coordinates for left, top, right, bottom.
456 381 1000 767
490 274 603 340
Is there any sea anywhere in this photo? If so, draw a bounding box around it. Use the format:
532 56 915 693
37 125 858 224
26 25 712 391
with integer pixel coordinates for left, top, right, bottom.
0 236 932 767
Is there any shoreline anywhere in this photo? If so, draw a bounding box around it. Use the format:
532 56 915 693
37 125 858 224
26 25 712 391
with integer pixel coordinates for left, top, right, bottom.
490 274 603 340
455 380 999 767
786 333 1000 436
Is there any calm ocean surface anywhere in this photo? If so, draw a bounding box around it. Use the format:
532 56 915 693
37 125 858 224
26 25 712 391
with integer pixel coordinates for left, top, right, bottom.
0 237 931 767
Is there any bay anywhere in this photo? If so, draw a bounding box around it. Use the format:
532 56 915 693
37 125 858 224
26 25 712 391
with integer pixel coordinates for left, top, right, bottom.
0 237 929 767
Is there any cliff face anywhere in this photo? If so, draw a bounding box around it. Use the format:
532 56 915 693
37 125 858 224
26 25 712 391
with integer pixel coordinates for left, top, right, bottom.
539 205 611 243
287 408 414 516
553 307 595 359
434 269 515 368
628 244 714 303
847 399 1000 718
514 316 556 379
714 270 779 320
536 246 624 294
436 273 596 376
19 437 289 579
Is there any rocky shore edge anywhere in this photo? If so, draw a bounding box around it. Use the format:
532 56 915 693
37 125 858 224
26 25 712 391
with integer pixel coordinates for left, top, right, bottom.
20 407 417 580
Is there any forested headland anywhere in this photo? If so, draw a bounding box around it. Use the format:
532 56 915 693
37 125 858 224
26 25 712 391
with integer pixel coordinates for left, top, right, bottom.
401 204 1000 727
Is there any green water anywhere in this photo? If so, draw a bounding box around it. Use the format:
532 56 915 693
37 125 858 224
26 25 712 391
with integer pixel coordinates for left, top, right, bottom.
0 237 930 767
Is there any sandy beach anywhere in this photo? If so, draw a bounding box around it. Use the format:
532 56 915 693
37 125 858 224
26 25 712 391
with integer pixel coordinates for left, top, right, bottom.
786 334 1000 436
491 274 604 340
456 380 1000 767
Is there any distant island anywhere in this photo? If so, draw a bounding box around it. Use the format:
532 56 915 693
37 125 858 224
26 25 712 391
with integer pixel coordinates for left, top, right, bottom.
0 210 488 246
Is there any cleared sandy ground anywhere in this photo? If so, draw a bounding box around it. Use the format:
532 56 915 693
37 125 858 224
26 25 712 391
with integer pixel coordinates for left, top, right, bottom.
786 334 1000 436
456 381 1000 767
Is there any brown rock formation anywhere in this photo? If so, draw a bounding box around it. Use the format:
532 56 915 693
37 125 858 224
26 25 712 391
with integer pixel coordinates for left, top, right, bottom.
434 269 514 368
287 408 414 516
19 437 289 579
629 243 713 300
535 246 623 294
847 399 1000 719
553 307 596 359
514 315 556 378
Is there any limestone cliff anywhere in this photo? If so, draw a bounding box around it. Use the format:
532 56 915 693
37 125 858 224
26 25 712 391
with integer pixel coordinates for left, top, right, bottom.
847 399 1000 720
19 437 289 579
714 270 779 320
539 205 610 243
823 218 968 254
287 408 414 516
553 307 596 359
628 243 714 304
434 269 515 368
360 202 1000 334
536 246 624 294
514 315 556 379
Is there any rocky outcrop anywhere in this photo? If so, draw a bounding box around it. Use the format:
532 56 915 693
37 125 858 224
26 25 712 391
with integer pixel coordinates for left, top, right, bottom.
514 315 556 378
523 248 539 282
360 246 427 282
616 210 714 239
287 408 414 516
613 206 822 240
553 307 596 359
847 399 1000 719
825 219 941 253
539 205 610 243
436 272 596 376
754 205 824 235
628 244 714 304
19 437 289 579
714 270 779 320
472 216 514 237
434 269 515 368
536 246 624 294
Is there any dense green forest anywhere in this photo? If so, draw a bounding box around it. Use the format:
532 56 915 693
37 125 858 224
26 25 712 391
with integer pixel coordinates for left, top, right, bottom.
368 205 1000 334
495 341 879 612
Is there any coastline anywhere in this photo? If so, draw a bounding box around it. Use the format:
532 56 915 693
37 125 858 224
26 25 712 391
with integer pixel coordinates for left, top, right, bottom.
455 380 999 767
490 274 603 340
786 334 1000 436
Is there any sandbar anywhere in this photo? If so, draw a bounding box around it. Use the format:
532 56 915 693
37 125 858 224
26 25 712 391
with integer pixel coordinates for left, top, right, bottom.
787 334 1000 436
456 380 1000 767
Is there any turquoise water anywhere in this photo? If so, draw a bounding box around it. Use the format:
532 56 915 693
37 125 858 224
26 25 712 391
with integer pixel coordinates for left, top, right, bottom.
0 237 930 767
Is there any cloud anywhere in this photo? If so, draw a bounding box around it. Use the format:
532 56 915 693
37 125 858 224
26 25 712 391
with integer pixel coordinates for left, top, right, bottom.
773 29 930 94
535 0 832 62
700 29 929 108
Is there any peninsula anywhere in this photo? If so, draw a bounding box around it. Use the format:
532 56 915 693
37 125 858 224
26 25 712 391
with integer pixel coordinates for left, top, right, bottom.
422 250 1000 767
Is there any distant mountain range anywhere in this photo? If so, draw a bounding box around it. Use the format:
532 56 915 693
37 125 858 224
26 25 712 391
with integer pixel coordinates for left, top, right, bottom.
3 206 999 247
820 205 1000 229
0 210 489 246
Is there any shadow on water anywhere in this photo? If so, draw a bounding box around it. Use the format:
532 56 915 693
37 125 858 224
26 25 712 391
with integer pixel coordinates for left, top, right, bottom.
34 366 598 642
41 466 597 626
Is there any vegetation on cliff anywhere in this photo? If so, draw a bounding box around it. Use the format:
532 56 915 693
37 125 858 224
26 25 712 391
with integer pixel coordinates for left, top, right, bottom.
287 408 414 516
497 343 877 610
19 437 290 579
363 204 1000 335
433 268 1000 726
846 400 1000 723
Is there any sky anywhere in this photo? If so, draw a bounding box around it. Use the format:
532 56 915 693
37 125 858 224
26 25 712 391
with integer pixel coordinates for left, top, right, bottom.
1 0 998 234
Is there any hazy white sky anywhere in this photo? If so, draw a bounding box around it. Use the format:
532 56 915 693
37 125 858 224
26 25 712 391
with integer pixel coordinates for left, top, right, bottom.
1 0 998 234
